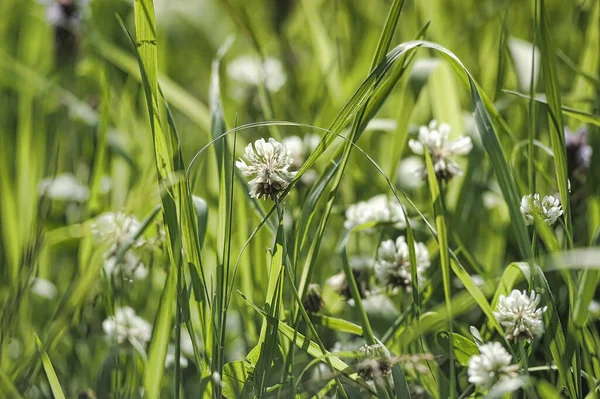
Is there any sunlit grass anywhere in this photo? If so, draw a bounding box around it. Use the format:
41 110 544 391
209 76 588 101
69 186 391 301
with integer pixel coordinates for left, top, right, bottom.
0 0 599 398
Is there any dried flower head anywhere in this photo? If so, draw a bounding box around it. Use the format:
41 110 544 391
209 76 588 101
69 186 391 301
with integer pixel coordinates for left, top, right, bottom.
356 344 392 380
236 138 297 199
344 194 406 231
408 120 472 181
565 126 592 172
520 194 563 226
102 307 152 347
468 342 519 389
303 284 324 313
494 289 547 342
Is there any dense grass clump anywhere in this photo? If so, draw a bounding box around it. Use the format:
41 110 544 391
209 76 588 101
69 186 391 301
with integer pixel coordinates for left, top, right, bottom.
0 0 599 398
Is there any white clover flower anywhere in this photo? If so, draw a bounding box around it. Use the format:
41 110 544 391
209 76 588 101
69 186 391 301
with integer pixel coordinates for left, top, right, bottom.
236 138 296 199
468 342 519 389
344 195 406 231
38 173 89 202
102 307 152 347
520 194 563 226
375 236 430 292
91 212 145 250
104 252 148 281
165 345 189 368
408 120 472 181
227 56 286 93
494 289 547 342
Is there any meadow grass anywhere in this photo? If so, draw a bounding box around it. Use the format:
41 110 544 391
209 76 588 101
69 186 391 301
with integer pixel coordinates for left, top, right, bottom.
0 0 599 398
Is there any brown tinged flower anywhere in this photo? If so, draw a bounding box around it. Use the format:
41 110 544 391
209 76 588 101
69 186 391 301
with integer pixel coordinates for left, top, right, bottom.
303 284 324 313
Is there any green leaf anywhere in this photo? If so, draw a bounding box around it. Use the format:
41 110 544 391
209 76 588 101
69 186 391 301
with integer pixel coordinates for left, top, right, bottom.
35 335 65 399
309 315 363 336
222 361 252 399
436 332 479 366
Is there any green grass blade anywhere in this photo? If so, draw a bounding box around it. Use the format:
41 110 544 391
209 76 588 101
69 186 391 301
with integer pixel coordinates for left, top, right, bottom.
35 335 65 399
423 151 455 398
538 0 572 246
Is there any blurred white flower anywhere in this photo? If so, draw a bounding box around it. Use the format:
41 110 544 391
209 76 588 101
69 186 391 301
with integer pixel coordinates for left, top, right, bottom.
357 343 392 380
468 342 519 389
494 289 547 342
30 278 58 299
102 307 152 347
282 134 321 185
453 274 485 289
589 300 600 319
520 194 563 226
375 236 430 292
104 252 148 281
92 212 145 250
282 134 320 168
165 345 189 368
344 195 406 230
236 138 296 199
408 120 472 181
227 56 286 93
38 173 89 202
396 156 425 189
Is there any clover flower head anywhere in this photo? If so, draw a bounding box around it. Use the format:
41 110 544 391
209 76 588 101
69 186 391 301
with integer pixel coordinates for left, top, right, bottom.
520 194 563 226
91 212 145 249
104 252 148 281
303 284 324 313
408 120 472 181
357 343 392 380
468 342 519 389
375 236 430 292
102 307 152 347
38 173 89 202
236 138 296 199
344 195 406 231
227 56 286 93
494 289 547 342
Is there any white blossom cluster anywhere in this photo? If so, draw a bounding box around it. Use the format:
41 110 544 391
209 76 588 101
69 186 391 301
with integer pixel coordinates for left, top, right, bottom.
468 342 519 389
236 138 297 199
91 212 148 281
520 194 563 226
375 236 430 292
344 195 406 230
408 120 472 181
227 56 286 94
38 174 89 202
494 289 547 342
102 307 152 347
